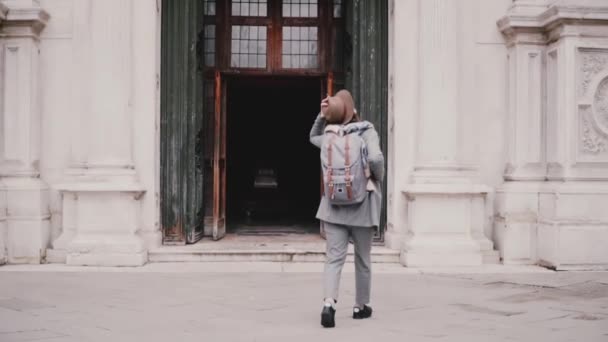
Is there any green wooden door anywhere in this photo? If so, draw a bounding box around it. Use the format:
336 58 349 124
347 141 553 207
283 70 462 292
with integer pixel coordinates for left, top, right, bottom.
345 0 388 241
160 0 206 244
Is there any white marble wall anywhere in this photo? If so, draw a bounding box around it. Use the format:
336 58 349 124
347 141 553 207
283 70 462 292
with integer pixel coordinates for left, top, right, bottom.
0 0 160 265
2 0 606 268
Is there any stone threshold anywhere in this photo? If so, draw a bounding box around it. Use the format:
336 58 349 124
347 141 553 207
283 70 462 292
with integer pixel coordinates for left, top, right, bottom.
149 234 400 263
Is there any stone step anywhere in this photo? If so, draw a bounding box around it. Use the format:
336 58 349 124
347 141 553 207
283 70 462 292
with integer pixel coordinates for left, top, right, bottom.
149 234 401 263
149 246 401 263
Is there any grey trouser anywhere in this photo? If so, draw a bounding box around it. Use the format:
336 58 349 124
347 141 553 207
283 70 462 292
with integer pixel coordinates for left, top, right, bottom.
323 222 373 306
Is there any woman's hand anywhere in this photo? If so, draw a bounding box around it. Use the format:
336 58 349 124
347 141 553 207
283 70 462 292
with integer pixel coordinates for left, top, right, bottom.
320 95 330 119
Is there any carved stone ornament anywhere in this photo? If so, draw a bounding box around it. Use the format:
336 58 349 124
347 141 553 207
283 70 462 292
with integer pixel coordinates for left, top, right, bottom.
581 106 607 155
595 77 608 133
580 51 608 98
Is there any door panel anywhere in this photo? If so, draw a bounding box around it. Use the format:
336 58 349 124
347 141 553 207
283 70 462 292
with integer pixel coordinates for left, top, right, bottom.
345 0 388 242
212 71 227 240
204 72 227 240
161 0 205 245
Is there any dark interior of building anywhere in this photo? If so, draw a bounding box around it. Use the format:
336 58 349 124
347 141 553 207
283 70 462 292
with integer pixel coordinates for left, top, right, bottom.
226 76 322 234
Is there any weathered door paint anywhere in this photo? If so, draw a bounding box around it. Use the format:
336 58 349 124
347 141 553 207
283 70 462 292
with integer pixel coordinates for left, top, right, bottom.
160 0 205 244
344 0 389 241
160 0 388 243
211 71 227 240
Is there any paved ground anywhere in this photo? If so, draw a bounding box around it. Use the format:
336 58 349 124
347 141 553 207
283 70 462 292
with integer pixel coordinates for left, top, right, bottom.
0 263 607 342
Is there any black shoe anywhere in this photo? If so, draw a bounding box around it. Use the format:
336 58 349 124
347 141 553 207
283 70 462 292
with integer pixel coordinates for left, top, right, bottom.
321 304 336 328
353 305 373 319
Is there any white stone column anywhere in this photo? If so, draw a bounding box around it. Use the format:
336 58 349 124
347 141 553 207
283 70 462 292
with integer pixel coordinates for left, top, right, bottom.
400 0 494 267
51 0 146 266
0 0 50 264
0 2 6 265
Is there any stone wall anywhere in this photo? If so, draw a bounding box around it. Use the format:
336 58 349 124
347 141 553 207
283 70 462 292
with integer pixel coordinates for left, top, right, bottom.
496 0 608 269
1 0 606 268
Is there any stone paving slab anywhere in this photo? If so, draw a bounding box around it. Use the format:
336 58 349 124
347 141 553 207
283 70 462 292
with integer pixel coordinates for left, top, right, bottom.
0 264 607 342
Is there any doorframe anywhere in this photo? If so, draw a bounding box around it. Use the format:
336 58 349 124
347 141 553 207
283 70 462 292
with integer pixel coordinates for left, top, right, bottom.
158 0 389 245
219 73 329 233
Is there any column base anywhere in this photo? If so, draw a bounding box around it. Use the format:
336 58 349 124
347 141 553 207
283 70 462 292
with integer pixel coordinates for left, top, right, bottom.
384 230 405 251
0 220 6 265
482 249 501 264
494 219 539 265
67 251 148 267
496 182 608 269
400 184 491 267
139 229 162 251
494 182 544 265
66 226 148 267
58 181 148 267
537 182 608 270
0 183 6 264
400 237 483 267
45 248 67 264
538 220 608 271
46 191 77 264
2 178 50 264
47 229 74 262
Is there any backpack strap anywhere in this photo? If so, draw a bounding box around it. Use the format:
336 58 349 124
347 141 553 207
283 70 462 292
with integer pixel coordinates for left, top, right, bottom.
327 134 336 200
344 134 353 201
343 121 373 135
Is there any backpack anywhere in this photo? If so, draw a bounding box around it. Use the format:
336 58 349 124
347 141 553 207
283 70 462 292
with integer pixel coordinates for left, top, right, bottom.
320 121 373 205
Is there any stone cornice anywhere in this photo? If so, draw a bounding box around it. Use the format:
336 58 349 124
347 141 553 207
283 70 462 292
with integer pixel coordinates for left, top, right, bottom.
1 5 49 36
498 3 608 44
540 4 608 29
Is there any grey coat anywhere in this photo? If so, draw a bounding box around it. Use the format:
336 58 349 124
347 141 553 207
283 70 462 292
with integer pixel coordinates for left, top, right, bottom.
310 114 384 228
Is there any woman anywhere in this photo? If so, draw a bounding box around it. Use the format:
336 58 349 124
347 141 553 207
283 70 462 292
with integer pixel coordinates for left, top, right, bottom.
309 90 385 328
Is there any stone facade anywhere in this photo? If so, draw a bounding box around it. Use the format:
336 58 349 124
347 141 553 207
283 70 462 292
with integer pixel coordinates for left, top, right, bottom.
0 0 607 269
495 0 608 270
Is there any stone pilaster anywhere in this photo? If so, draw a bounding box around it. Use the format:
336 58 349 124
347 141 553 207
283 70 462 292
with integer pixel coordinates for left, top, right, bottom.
0 178 6 265
0 1 7 266
49 0 147 266
400 0 495 267
0 0 50 264
492 0 549 265
497 0 608 269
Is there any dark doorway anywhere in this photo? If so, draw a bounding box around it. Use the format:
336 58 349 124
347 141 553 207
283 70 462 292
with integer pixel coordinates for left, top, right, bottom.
226 77 321 234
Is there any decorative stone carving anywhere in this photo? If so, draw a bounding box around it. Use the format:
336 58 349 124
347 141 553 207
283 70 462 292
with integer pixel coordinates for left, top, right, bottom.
581 106 607 154
578 75 608 156
580 50 608 98
594 76 608 134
